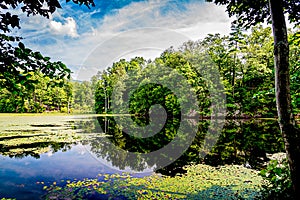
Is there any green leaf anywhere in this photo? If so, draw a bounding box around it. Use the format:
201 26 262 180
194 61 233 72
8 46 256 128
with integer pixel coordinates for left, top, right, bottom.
18 42 25 50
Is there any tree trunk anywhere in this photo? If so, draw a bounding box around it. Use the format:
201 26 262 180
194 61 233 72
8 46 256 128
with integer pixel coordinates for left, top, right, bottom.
269 0 300 197
67 97 70 114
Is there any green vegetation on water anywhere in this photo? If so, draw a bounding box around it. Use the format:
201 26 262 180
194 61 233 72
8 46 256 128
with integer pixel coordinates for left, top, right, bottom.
0 114 291 199
44 164 265 200
0 114 85 158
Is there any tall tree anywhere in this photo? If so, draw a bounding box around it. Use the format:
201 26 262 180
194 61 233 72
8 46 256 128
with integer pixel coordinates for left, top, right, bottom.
207 0 300 196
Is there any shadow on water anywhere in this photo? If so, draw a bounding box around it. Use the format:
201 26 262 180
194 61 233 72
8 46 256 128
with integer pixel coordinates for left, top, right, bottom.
30 124 63 127
0 134 47 141
186 185 260 199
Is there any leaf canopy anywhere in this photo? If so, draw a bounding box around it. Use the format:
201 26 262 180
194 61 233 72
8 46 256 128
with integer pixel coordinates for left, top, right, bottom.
206 0 300 28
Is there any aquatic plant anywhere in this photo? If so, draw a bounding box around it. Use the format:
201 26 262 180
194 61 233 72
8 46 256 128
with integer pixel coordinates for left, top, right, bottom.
44 164 264 199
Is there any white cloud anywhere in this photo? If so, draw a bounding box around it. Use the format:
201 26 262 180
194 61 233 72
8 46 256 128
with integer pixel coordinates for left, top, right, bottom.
75 28 191 80
99 1 232 40
71 1 233 80
49 17 79 38
18 1 233 81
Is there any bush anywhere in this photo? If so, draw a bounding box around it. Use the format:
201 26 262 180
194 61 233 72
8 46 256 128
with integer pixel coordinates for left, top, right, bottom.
260 158 293 199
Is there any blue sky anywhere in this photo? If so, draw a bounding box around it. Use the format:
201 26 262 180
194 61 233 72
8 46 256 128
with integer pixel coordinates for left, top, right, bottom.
13 0 233 80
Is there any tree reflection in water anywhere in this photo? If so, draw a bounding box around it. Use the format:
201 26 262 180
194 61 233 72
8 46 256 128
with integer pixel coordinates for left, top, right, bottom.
87 116 284 176
0 115 285 176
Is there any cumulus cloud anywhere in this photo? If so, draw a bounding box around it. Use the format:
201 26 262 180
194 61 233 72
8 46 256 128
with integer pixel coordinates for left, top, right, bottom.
49 17 79 38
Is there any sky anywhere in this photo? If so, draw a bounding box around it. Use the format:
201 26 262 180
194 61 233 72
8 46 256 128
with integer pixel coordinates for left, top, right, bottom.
13 0 233 80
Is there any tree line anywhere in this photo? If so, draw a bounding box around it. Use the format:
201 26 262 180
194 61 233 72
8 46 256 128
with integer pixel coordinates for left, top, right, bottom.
0 74 96 113
95 25 299 119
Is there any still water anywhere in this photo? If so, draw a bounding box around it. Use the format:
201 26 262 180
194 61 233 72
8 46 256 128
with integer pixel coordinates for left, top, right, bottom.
0 114 284 199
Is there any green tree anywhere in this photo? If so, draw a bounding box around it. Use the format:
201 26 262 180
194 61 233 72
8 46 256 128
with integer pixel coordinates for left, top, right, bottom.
241 26 275 117
0 0 94 98
180 26 277 118
0 71 73 113
207 0 300 196
72 80 95 113
289 28 300 115
95 57 146 114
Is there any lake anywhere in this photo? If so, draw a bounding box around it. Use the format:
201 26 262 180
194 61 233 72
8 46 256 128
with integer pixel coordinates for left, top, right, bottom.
0 114 284 199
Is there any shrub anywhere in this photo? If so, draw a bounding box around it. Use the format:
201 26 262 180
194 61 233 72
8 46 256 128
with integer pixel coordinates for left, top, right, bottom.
260 158 293 199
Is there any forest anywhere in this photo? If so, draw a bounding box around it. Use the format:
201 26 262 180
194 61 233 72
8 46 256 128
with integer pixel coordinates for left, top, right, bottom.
0 73 97 113
95 25 300 119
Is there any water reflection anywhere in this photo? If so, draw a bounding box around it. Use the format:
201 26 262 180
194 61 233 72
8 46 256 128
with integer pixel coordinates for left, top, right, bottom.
0 114 285 199
0 115 284 175
88 116 284 175
0 115 95 159
204 119 284 169
0 115 119 200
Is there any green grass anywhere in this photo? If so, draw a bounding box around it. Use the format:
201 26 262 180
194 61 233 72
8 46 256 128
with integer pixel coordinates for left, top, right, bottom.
44 164 265 200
